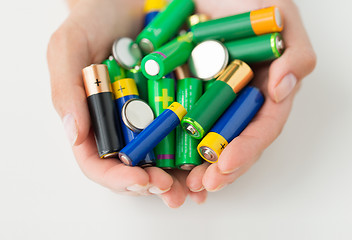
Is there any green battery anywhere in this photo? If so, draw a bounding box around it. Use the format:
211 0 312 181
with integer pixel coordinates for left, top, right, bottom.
181 60 253 139
141 33 194 80
190 6 283 43
137 0 195 54
176 78 203 170
204 79 216 92
148 77 176 169
102 56 126 83
224 33 285 63
126 66 149 102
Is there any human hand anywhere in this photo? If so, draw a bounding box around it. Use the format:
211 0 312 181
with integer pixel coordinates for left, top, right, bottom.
186 0 316 193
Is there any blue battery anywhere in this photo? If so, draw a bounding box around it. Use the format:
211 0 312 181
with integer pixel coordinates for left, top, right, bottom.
119 102 187 166
144 11 159 27
111 77 156 167
198 86 264 163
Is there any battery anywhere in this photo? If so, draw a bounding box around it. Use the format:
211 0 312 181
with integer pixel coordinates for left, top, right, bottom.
137 0 195 53
141 33 194 80
224 33 285 63
148 77 176 168
143 0 168 27
198 86 264 163
112 37 142 70
82 64 124 158
126 66 149 102
109 74 156 167
204 79 216 92
190 6 283 43
188 40 229 80
119 102 187 166
176 78 203 170
102 56 125 81
181 60 253 139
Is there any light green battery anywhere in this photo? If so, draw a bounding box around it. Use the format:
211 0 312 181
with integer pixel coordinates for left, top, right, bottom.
148 77 176 169
141 33 194 80
137 0 195 53
102 56 126 83
224 33 285 63
176 78 203 170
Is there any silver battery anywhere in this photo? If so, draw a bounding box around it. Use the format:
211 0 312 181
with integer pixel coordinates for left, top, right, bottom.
112 37 142 69
188 40 229 81
121 99 154 132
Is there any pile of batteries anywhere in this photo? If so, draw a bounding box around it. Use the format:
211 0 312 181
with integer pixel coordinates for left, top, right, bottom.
82 0 285 170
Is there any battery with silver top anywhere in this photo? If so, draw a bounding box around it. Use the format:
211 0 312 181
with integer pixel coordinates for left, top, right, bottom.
119 102 187 166
137 0 195 54
148 77 176 168
82 64 124 158
224 33 285 63
198 86 264 163
126 66 149 102
143 0 168 27
112 37 142 70
110 74 156 167
141 33 194 80
188 40 229 80
191 6 283 43
176 78 203 170
181 60 253 139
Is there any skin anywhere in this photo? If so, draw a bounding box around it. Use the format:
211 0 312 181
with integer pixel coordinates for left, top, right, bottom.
47 0 316 207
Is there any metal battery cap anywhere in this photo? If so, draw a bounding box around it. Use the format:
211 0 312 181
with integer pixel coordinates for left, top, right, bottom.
188 40 229 81
180 164 196 171
199 146 218 162
139 38 154 54
122 99 154 132
119 152 132 166
112 37 142 69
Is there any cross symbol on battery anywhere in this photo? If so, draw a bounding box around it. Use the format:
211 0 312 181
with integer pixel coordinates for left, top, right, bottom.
94 79 101 86
155 89 173 109
220 143 226 150
117 85 125 93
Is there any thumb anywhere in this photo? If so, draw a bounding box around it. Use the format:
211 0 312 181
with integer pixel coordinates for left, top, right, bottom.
268 1 317 103
47 21 91 146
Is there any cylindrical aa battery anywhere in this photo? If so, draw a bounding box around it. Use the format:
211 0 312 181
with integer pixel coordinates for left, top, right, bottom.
119 102 187 166
102 56 126 81
198 86 264 163
204 79 216 92
224 33 285 63
141 33 194 80
176 78 203 170
143 0 168 27
82 64 124 158
148 77 176 168
181 60 253 139
137 0 195 53
126 66 149 102
110 77 156 167
191 6 283 43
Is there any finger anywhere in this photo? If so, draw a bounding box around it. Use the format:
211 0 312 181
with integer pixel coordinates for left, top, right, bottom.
186 162 210 192
268 1 316 103
189 190 208 205
144 167 173 195
160 170 188 208
216 87 297 175
73 131 150 194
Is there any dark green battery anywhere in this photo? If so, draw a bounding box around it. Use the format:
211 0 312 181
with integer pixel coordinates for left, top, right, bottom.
141 33 194 80
181 60 254 139
204 79 216 92
126 66 149 102
102 56 126 83
224 33 285 63
137 0 195 53
176 78 203 170
148 77 176 168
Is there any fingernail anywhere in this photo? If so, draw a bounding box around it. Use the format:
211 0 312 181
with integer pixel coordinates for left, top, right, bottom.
148 186 170 195
126 184 149 193
208 184 227 192
62 114 78 146
190 185 205 193
221 166 242 175
273 73 297 103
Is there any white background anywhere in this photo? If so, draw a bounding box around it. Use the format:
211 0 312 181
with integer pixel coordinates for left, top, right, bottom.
1 0 351 239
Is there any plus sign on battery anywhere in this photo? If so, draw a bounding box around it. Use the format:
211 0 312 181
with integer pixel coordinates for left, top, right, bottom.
94 79 101 86
155 89 173 109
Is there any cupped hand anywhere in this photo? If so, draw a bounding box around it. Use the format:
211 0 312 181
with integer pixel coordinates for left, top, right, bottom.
48 0 316 208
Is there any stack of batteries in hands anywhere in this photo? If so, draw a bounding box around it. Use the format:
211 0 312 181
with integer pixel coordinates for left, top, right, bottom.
82 0 285 170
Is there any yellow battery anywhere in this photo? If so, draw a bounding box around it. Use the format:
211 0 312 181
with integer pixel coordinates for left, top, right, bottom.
144 0 168 13
197 132 228 163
